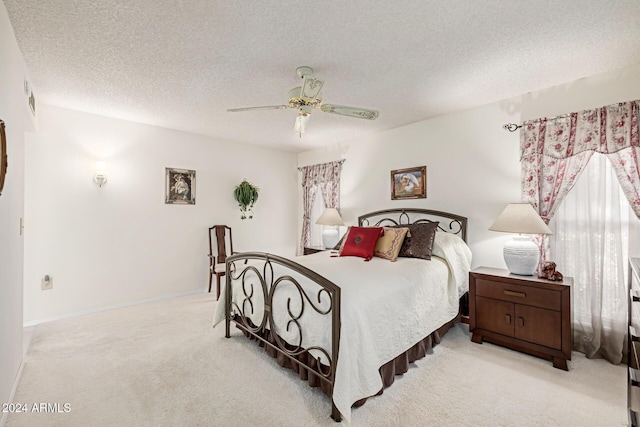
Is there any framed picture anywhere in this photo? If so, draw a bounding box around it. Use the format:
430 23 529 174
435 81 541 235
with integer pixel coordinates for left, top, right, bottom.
390 166 426 200
165 167 196 205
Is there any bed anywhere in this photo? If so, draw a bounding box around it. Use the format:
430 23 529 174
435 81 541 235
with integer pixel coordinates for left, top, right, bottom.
212 208 471 422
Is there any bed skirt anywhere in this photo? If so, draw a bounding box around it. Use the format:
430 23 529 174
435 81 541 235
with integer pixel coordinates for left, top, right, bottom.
235 311 461 408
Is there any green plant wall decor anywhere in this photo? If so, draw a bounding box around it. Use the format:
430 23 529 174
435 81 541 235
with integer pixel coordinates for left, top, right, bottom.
234 180 259 219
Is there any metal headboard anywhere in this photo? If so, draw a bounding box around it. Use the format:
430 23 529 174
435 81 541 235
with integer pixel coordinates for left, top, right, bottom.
358 208 467 242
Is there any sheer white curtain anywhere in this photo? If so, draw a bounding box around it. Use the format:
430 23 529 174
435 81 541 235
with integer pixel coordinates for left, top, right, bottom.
308 187 325 248
549 153 637 362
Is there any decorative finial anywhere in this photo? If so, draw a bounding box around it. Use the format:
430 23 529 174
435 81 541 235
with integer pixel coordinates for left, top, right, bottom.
503 123 522 132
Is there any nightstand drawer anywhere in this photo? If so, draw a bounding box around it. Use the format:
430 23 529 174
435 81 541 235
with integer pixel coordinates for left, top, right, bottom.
632 337 640 370
475 278 561 311
633 303 640 332
630 367 640 413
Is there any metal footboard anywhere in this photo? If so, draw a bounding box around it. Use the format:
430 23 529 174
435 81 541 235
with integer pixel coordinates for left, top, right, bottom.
224 252 342 421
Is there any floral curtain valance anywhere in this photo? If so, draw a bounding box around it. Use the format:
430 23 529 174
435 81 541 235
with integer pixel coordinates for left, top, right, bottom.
521 100 639 161
522 99 640 219
301 160 343 188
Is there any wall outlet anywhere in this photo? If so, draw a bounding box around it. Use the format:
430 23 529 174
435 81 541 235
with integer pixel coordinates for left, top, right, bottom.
41 275 53 291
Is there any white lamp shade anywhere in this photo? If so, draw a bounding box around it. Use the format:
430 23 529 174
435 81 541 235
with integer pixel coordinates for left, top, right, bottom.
489 203 551 276
489 203 552 235
315 208 345 226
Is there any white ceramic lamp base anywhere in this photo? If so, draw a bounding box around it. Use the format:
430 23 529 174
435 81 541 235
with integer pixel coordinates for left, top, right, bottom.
322 226 340 250
503 235 540 276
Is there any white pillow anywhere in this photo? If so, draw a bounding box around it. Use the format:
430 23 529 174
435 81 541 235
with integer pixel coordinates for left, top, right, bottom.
432 231 468 259
432 231 473 295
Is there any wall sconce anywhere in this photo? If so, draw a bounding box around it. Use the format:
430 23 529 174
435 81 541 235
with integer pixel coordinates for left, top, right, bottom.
93 161 107 187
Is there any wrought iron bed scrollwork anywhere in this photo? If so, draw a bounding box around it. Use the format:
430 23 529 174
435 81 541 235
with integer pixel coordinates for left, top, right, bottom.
358 208 467 241
224 252 342 420
223 208 467 422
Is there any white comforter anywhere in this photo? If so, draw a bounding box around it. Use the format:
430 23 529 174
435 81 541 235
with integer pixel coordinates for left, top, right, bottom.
212 233 472 423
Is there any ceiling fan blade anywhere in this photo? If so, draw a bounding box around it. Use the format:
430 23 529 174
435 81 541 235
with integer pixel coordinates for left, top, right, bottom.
320 104 379 120
300 76 324 101
227 105 289 112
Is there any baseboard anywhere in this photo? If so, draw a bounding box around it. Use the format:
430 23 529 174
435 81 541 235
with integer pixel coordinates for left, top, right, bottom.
23 289 205 327
0 358 25 427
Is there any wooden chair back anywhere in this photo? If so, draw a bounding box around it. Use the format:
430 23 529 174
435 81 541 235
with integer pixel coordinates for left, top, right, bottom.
209 225 233 264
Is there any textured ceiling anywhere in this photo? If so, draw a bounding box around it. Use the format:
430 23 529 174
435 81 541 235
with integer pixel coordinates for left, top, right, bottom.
4 0 640 152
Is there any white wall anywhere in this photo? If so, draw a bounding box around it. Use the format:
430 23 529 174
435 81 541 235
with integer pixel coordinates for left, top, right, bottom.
521 63 640 121
299 100 521 269
24 105 298 323
298 62 640 268
0 3 29 420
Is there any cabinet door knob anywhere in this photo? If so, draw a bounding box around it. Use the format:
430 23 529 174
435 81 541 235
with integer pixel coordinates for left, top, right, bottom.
518 317 524 327
505 314 511 324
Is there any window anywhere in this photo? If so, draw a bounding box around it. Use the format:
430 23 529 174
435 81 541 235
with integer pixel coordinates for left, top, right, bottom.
549 153 638 360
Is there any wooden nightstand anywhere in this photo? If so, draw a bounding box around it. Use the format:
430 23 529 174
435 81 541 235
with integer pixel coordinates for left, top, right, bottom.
469 267 572 370
303 246 326 255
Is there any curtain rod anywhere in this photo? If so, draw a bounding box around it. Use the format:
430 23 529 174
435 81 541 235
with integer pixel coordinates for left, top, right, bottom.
297 159 345 171
504 99 640 133
503 109 593 132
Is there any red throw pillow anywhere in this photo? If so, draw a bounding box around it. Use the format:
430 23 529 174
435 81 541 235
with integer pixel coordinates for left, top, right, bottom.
339 226 384 261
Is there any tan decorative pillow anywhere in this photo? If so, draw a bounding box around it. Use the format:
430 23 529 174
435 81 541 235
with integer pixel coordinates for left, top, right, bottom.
374 227 411 261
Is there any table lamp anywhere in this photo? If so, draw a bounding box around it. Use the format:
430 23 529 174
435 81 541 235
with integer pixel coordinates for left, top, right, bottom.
489 203 553 275
316 208 345 249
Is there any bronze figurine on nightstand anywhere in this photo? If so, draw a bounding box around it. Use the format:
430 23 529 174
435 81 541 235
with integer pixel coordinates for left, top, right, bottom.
538 261 563 281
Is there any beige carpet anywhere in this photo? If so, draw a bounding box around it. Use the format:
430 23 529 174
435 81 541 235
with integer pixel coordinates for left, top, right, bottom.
6 293 627 427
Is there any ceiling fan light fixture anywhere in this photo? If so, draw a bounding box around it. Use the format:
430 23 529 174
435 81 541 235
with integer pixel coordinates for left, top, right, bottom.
294 112 310 137
228 66 379 135
288 86 303 107
287 86 322 109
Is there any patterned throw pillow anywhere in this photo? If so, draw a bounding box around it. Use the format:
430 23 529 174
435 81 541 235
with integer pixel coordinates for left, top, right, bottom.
339 226 384 261
374 227 411 261
397 222 439 260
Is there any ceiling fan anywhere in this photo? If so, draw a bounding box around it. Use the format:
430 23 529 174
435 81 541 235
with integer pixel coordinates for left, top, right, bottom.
227 66 379 137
